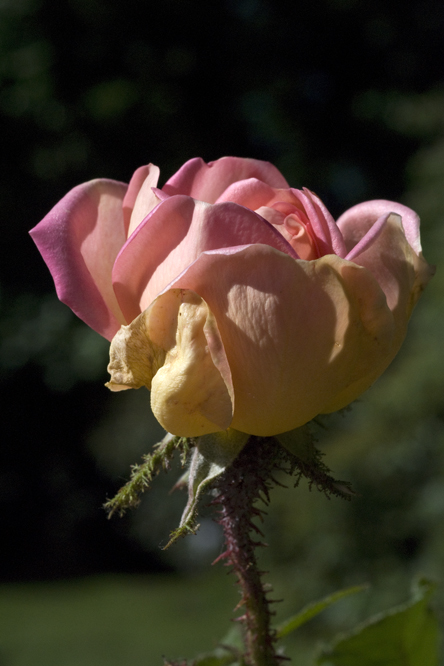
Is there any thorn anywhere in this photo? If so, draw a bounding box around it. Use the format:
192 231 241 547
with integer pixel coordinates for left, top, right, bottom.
234 614 248 623
233 597 246 611
251 541 269 548
212 550 228 565
248 522 265 537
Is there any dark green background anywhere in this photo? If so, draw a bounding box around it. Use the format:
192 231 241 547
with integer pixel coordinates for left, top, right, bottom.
1 0 443 660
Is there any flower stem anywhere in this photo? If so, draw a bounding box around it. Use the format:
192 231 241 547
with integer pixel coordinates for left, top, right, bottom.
214 436 283 666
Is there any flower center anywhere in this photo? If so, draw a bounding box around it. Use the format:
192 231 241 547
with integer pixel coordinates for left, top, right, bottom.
282 213 318 260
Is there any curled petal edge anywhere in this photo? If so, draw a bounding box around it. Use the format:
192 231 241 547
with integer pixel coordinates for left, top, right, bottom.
126 164 161 237
106 288 234 437
163 156 289 202
337 199 423 256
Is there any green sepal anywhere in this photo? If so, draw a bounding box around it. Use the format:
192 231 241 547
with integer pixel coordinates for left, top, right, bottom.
170 468 190 492
316 578 440 666
276 423 317 462
276 584 368 639
104 432 193 517
164 429 249 548
276 426 355 500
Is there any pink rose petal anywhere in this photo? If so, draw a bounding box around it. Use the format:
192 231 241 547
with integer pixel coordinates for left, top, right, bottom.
162 156 289 202
112 195 297 322
298 188 347 258
345 212 391 261
31 156 432 439
337 199 422 255
127 164 161 237
343 212 429 317
151 187 170 201
215 177 277 208
122 165 152 235
30 179 128 340
253 187 347 258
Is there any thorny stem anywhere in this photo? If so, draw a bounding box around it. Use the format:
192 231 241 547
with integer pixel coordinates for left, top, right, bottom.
213 437 285 666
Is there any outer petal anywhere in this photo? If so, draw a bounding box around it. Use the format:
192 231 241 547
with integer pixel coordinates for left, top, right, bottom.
336 203 433 360
107 289 234 437
169 245 398 436
336 199 422 255
30 179 128 340
341 212 433 327
162 156 289 203
112 195 297 323
344 212 391 261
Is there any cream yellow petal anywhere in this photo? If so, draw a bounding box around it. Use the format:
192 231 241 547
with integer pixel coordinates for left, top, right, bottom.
169 245 398 436
107 289 234 437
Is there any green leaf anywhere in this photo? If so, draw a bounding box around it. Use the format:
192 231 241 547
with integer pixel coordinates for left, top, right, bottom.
218 624 244 651
316 578 440 666
276 584 368 639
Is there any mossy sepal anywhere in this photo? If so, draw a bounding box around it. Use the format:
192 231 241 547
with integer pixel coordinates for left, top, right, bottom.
276 425 355 499
103 432 194 518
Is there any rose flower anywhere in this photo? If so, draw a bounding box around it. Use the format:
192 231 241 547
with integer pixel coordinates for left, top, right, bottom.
30 157 432 438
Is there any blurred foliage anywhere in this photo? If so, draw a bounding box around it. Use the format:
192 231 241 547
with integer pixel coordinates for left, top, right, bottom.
0 572 240 666
1 0 444 661
317 579 440 666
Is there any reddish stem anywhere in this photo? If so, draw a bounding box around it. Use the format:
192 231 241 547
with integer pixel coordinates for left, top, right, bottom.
214 436 283 666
